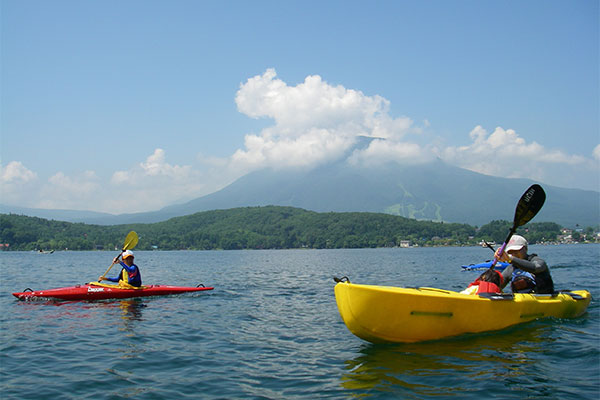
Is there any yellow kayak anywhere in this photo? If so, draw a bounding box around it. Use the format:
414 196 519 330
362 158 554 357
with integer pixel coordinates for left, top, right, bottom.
334 280 591 343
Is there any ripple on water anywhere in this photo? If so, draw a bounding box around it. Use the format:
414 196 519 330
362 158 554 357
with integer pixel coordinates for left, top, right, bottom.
1 247 598 399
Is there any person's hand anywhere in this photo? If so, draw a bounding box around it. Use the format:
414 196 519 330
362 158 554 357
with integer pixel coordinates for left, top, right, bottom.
98 276 105 282
113 257 119 264
495 248 511 263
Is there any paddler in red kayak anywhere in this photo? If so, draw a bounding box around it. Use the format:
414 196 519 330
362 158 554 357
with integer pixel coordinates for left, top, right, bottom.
99 250 142 287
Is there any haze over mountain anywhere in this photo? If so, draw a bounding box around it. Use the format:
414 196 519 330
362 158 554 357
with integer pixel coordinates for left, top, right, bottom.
2 158 597 228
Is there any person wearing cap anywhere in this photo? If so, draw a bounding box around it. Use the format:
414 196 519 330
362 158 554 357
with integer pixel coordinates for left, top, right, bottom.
99 250 142 287
495 235 554 294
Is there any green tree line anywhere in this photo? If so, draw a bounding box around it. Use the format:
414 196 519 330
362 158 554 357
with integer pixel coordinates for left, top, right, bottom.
0 206 581 251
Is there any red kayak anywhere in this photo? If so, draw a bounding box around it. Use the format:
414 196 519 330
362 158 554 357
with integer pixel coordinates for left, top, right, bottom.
13 283 213 301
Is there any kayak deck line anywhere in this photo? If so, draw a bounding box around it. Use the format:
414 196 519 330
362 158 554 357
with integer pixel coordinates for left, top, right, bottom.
87 281 147 290
521 312 545 319
410 311 454 318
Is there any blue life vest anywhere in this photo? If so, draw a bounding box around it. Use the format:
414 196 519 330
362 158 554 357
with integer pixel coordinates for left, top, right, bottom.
511 269 536 293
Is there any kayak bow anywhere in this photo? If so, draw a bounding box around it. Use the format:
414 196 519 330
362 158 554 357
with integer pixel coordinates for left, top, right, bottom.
13 282 213 301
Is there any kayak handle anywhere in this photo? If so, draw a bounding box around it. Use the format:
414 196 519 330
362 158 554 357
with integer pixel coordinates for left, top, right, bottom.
478 293 515 300
196 283 206 288
555 291 585 300
333 276 350 283
22 288 33 292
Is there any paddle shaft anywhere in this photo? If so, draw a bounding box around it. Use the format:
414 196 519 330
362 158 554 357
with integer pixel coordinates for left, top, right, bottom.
490 228 516 270
100 258 121 281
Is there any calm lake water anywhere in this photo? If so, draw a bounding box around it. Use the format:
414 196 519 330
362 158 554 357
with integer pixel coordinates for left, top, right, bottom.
1 245 599 399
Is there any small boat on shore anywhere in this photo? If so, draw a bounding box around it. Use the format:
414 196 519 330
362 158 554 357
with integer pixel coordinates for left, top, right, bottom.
36 250 55 254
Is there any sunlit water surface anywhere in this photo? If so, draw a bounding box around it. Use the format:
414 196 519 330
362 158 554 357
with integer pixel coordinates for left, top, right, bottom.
1 245 598 399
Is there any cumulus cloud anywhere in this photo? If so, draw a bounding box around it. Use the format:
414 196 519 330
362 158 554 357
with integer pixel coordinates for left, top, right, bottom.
2 70 598 214
111 149 192 184
1 150 213 213
593 144 600 161
236 69 387 132
439 126 596 187
0 161 37 183
37 171 101 210
0 161 39 206
102 148 210 212
232 70 596 190
232 68 420 170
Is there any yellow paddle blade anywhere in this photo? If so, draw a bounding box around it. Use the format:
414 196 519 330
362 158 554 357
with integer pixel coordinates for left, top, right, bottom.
123 231 139 251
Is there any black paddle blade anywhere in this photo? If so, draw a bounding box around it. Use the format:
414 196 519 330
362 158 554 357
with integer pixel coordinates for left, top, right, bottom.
513 184 546 228
490 184 546 271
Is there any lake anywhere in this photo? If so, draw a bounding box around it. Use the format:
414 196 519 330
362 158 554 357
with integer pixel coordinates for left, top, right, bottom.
1 245 598 399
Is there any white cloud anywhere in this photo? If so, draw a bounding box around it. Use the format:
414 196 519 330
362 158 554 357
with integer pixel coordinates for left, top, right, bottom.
593 144 600 161
102 148 211 212
231 127 354 169
112 149 193 183
141 148 192 177
37 171 101 210
348 139 434 166
439 126 597 188
0 161 37 183
2 70 598 214
47 171 98 192
232 68 419 170
236 68 388 132
1 150 216 213
0 161 39 206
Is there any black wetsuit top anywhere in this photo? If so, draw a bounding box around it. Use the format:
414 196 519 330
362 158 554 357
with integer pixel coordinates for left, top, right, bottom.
501 253 554 294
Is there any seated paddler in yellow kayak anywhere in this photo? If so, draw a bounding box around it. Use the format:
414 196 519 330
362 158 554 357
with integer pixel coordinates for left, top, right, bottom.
461 235 555 295
496 235 554 294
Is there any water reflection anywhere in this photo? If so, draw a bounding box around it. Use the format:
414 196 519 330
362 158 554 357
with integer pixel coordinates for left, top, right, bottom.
116 299 146 323
14 298 146 333
341 322 552 397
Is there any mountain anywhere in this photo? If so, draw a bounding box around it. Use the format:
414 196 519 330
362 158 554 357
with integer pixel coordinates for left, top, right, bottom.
2 159 598 227
158 159 598 227
0 205 114 223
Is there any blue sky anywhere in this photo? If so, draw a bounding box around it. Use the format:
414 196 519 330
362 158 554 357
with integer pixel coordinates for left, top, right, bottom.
1 0 598 214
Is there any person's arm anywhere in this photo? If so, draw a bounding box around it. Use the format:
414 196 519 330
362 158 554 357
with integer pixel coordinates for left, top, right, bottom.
101 262 126 282
494 248 513 289
120 262 136 273
509 255 547 274
500 264 514 289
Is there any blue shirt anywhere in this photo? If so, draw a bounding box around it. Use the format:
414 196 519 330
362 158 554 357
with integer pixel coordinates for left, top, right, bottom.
106 261 142 286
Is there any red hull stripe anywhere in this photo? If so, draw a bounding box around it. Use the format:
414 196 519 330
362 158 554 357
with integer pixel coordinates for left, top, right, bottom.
13 284 214 301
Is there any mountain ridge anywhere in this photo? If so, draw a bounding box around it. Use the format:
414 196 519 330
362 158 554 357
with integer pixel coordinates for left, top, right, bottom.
1 159 598 227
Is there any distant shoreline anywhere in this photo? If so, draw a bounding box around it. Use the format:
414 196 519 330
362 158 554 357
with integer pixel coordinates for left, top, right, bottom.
3 242 597 253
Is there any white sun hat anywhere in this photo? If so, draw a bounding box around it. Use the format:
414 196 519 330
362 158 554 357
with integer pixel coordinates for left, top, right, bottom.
122 250 134 259
505 235 528 252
